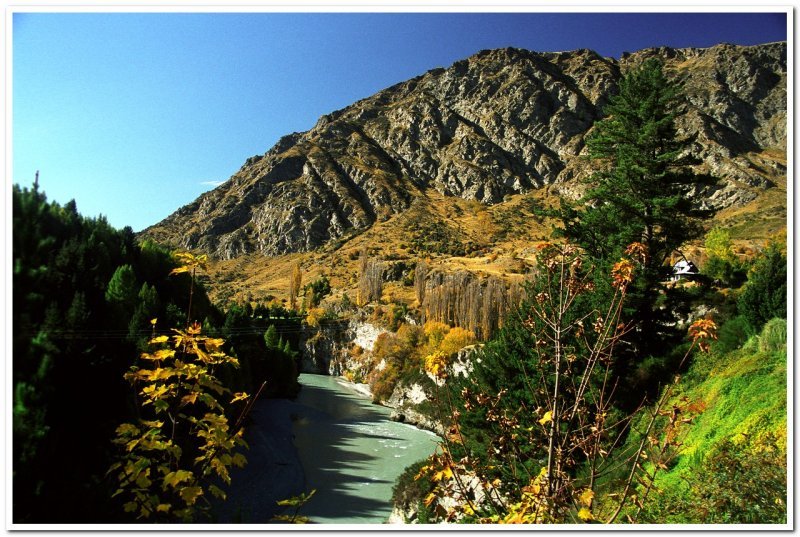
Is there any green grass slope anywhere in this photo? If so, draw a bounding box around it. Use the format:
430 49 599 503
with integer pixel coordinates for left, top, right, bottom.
636 318 788 524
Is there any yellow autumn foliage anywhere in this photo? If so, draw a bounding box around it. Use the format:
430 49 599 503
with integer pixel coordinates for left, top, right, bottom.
438 327 477 357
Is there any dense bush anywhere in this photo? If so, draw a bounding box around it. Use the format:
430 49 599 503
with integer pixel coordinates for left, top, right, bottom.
703 255 747 287
703 227 748 287
368 331 415 402
712 315 756 354
368 321 476 404
758 317 787 353
222 305 301 398
391 459 436 523
303 275 331 308
633 316 787 524
639 434 786 524
737 244 787 331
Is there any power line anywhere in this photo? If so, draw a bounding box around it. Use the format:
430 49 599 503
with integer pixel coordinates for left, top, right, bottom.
22 321 353 341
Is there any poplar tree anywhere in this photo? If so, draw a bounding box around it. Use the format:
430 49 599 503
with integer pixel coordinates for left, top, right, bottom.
289 262 302 311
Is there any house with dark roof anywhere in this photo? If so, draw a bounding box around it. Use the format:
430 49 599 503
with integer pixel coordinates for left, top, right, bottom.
671 259 700 282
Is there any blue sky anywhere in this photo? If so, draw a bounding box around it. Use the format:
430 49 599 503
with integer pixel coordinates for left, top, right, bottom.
12 11 787 232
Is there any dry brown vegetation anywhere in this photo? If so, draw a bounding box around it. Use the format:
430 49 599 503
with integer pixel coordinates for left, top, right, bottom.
199 173 785 311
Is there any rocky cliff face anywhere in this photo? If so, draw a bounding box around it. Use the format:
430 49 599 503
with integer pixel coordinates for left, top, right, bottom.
142 42 786 259
299 317 387 375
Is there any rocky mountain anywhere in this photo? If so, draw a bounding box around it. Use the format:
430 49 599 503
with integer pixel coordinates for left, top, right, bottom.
142 42 787 260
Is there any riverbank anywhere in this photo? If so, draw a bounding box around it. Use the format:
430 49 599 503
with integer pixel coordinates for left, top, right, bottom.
332 375 375 399
212 398 307 523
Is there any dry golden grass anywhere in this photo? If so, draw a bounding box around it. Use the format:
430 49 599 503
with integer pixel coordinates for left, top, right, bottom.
710 150 787 246
201 189 555 306
201 159 786 308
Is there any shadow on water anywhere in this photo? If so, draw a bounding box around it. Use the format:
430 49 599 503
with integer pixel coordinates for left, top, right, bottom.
215 374 439 524
212 398 307 523
292 374 439 524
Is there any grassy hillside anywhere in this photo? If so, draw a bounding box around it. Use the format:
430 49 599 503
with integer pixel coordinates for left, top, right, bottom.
200 189 556 307
634 318 788 524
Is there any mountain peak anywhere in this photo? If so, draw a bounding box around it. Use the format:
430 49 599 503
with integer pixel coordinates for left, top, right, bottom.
141 42 786 260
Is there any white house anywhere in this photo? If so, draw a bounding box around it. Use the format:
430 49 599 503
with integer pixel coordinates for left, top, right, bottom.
671 259 700 281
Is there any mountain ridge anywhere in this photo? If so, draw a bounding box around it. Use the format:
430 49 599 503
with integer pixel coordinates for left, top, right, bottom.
141 41 786 260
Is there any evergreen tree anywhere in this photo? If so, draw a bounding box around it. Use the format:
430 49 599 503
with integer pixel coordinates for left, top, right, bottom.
105 264 138 310
11 184 226 522
738 244 787 331
555 58 713 371
264 324 280 348
65 291 90 329
559 58 707 268
127 283 161 343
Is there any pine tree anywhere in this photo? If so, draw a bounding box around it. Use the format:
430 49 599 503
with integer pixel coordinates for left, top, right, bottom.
556 58 712 366
560 58 707 271
105 264 138 310
264 324 279 348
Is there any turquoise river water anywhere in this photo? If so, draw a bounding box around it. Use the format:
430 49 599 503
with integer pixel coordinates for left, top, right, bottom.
216 373 440 525
292 373 440 524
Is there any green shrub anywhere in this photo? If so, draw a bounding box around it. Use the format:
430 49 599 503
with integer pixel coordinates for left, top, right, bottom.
392 459 436 523
640 434 786 524
704 256 747 287
713 315 757 354
738 245 786 331
303 275 331 308
634 326 787 524
759 318 787 353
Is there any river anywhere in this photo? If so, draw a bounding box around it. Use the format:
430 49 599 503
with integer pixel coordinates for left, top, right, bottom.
214 373 440 525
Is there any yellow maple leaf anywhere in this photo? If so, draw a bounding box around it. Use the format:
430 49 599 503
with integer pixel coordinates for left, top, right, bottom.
432 466 454 482
231 392 250 404
578 488 594 507
539 411 553 426
577 507 594 521
153 348 176 360
179 486 203 505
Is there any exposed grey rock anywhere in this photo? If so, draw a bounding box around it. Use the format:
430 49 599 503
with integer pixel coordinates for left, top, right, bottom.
299 316 386 376
385 345 481 435
141 42 786 259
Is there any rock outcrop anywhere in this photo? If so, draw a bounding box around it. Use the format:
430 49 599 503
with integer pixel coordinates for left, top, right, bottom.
299 316 386 375
386 344 480 435
142 42 786 259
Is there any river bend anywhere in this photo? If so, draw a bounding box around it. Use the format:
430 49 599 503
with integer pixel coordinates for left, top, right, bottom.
216 373 439 524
